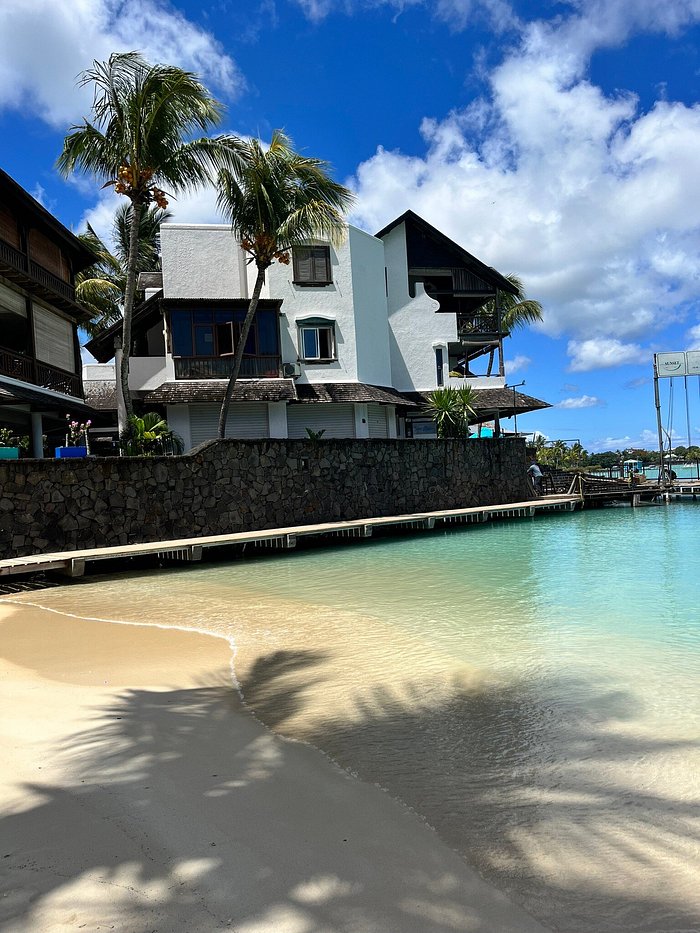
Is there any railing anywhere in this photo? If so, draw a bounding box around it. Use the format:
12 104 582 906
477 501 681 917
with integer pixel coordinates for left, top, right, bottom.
29 260 75 302
174 355 281 380
0 345 82 398
0 237 76 303
457 310 502 337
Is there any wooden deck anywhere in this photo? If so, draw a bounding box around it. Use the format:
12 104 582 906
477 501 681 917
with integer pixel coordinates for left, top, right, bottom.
0 495 580 579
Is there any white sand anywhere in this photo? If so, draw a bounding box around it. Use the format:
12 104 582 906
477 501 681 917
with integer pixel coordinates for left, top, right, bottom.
0 599 550 933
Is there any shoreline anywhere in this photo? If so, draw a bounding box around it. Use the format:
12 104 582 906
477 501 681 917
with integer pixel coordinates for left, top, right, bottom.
0 597 550 933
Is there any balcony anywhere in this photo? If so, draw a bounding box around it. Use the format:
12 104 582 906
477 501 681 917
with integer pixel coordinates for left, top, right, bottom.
0 237 77 308
0 345 82 398
174 355 281 380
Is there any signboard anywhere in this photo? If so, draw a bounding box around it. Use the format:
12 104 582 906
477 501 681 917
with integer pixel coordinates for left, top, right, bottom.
686 351 700 375
655 352 687 377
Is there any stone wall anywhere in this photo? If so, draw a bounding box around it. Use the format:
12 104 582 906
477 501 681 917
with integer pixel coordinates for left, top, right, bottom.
0 438 530 559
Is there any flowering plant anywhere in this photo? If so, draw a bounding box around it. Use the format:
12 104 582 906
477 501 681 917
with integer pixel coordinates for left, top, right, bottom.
65 414 92 447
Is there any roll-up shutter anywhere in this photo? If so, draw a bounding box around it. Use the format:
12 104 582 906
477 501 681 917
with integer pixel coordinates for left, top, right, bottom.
32 304 75 372
367 404 389 438
190 403 269 446
0 283 27 317
287 404 355 438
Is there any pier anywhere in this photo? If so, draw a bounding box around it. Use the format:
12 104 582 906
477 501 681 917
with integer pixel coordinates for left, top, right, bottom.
0 495 579 580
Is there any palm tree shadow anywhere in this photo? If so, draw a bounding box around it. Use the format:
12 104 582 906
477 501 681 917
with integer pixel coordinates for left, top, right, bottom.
2 650 699 933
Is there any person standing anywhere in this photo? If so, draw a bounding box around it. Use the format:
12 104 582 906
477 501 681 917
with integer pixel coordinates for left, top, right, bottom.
527 459 544 495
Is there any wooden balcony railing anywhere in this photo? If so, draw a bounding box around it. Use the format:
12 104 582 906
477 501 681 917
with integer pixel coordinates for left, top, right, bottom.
0 345 82 399
457 310 502 338
0 237 76 304
174 355 281 380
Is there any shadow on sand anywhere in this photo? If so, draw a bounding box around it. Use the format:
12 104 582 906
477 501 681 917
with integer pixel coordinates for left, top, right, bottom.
2 647 699 932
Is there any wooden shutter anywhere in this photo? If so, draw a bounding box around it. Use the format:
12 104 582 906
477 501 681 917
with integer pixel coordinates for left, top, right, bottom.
293 248 313 282
0 206 20 248
312 247 330 282
32 304 75 372
29 229 69 281
0 282 27 317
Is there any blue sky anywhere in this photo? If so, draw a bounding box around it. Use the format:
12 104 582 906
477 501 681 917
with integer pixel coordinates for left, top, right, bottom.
2 0 700 451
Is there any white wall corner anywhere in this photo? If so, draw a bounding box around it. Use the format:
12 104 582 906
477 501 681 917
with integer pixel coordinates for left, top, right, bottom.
354 403 369 438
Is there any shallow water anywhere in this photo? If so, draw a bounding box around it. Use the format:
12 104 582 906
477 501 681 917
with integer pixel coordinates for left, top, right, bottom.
10 504 700 932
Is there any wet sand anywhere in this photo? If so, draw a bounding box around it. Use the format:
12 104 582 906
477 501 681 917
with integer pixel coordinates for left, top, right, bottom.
0 599 550 933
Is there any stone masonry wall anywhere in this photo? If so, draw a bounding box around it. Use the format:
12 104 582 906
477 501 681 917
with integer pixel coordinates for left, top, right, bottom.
0 438 530 559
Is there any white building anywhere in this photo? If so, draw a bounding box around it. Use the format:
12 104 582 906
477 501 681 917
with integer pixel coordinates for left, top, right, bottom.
84 210 548 449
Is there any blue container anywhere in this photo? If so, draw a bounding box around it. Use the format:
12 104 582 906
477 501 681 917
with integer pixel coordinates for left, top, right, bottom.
55 446 87 458
0 447 19 460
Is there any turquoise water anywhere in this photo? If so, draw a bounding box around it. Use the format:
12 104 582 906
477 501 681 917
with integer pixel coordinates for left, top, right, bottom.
19 503 700 932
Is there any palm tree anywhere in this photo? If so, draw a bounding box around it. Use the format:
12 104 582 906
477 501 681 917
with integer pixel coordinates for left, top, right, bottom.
57 51 241 427
424 386 477 438
76 203 171 337
215 131 354 439
483 273 543 375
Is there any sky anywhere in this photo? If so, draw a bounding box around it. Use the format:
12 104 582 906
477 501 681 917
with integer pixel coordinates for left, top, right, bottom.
2 0 700 452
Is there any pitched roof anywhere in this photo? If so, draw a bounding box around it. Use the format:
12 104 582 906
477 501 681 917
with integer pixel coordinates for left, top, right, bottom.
143 379 298 404
294 383 415 406
374 209 516 295
402 387 551 419
0 379 94 414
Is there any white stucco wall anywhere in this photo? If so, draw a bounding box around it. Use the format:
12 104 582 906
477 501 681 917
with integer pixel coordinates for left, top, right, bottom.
267 232 358 383
160 225 246 298
382 223 458 392
349 226 392 387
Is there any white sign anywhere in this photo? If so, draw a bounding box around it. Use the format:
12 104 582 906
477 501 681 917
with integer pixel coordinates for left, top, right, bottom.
686 351 700 375
656 352 687 377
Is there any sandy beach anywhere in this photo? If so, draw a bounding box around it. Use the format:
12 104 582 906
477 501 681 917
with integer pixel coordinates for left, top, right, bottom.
0 598 549 933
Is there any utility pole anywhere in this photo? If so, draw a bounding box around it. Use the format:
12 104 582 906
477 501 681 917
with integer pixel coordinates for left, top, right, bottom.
653 355 666 489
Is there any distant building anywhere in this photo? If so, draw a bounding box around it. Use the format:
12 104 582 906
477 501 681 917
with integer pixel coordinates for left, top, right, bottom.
0 168 95 456
85 210 548 449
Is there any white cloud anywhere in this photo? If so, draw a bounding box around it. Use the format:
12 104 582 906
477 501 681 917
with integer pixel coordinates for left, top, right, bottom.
589 426 683 452
556 394 604 409
349 0 700 371
0 0 244 128
567 338 649 372
504 354 531 375
81 182 227 248
291 0 515 29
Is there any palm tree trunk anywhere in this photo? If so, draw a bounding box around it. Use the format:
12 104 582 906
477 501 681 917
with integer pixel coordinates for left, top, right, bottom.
217 264 267 439
119 201 143 428
486 348 495 376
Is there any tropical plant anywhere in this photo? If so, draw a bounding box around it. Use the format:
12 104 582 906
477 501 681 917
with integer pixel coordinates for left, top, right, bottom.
215 130 354 438
57 51 241 426
119 412 184 456
424 386 478 438
483 273 543 375
305 427 326 441
76 203 171 337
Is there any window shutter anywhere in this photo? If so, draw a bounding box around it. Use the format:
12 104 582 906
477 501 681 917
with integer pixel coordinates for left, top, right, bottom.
32 304 75 373
0 283 27 317
312 247 330 282
294 248 313 282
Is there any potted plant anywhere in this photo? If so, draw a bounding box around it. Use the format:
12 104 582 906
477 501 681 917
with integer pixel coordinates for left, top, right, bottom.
0 427 20 460
55 415 91 458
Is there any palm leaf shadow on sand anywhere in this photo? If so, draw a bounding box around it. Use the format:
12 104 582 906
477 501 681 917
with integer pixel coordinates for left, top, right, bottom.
1 648 699 933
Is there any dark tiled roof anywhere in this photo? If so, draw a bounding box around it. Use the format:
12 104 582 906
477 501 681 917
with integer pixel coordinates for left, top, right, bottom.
143 379 298 404
403 388 550 417
82 380 118 411
141 379 418 407
294 383 416 406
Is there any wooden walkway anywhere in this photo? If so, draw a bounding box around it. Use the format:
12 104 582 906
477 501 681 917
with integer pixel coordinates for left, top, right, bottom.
0 495 580 579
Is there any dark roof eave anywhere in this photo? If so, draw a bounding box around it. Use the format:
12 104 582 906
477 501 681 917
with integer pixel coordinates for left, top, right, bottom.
0 168 97 271
374 209 517 295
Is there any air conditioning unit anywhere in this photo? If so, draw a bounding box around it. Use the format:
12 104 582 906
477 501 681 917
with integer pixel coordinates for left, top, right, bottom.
282 362 302 379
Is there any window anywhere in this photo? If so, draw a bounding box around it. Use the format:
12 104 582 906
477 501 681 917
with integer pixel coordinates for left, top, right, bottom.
299 322 335 362
32 304 75 373
169 308 279 358
293 245 332 286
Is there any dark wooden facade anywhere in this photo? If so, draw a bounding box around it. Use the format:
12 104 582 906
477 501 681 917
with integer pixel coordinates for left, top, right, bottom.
0 168 94 402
